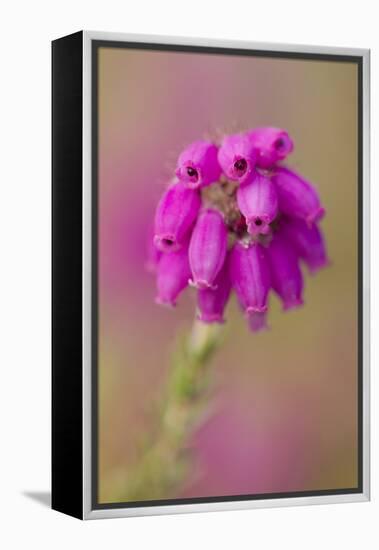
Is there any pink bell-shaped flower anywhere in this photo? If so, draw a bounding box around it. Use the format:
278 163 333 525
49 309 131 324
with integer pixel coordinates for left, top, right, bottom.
217 133 257 186
197 259 231 324
267 233 304 310
237 173 279 236
272 167 325 226
189 209 228 289
175 140 222 190
229 242 271 332
248 127 294 169
154 181 201 253
155 242 192 307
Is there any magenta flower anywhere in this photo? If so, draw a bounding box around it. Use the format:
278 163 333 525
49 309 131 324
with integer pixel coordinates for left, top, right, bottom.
229 242 271 332
267 232 304 310
197 260 231 324
248 127 294 169
217 133 257 185
176 140 222 190
155 241 192 307
273 167 325 225
149 127 329 332
237 173 278 236
154 181 201 252
189 209 227 289
281 217 329 274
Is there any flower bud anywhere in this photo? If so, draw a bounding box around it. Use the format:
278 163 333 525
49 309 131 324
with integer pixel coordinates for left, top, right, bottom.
267 233 304 310
280 218 329 274
197 260 231 324
229 242 271 332
272 167 325 225
217 133 257 185
237 173 279 236
154 181 201 253
248 127 294 169
155 243 191 307
175 140 222 189
189 209 227 289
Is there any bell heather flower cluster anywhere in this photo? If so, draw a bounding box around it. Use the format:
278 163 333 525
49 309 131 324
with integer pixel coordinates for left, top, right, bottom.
148 127 329 332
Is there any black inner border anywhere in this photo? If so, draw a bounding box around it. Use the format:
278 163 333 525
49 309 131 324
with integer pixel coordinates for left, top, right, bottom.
91 40 363 510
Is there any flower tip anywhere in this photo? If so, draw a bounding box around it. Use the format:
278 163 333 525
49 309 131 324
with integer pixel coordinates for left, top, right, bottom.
283 297 304 311
307 207 325 226
308 257 331 275
246 305 268 314
189 278 217 290
246 310 269 332
196 311 225 324
155 296 176 308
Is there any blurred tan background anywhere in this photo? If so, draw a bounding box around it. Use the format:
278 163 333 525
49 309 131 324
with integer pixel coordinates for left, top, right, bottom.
97 46 358 503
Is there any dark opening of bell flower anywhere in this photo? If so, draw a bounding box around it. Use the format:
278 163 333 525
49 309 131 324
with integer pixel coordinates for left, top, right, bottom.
186 167 198 180
248 127 294 169
234 158 247 175
176 140 221 190
274 137 285 151
163 238 174 247
218 133 257 185
149 127 328 333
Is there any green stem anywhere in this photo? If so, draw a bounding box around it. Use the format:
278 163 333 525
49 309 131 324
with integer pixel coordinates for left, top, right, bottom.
120 320 222 502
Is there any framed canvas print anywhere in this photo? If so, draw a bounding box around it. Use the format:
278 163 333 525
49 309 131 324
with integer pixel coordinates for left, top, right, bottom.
52 31 370 519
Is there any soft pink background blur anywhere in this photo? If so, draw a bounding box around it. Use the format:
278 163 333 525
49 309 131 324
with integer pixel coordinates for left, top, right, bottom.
97 46 358 503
